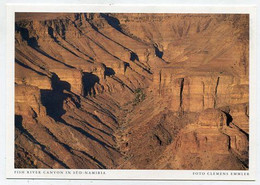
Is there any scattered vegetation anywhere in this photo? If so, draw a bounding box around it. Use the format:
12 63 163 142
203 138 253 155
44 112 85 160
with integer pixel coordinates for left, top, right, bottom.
133 88 146 106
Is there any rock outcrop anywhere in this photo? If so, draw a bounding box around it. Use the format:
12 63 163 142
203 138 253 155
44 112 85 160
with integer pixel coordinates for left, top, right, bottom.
154 71 248 113
15 85 47 119
160 109 249 170
15 13 249 170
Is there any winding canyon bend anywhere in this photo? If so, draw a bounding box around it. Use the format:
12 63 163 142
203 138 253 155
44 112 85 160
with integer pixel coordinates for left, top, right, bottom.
15 13 249 170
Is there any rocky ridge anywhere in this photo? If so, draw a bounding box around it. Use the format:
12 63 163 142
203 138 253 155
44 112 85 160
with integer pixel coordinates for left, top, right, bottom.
15 13 249 169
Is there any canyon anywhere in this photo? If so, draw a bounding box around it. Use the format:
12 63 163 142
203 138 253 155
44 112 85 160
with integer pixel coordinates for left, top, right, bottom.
15 13 249 169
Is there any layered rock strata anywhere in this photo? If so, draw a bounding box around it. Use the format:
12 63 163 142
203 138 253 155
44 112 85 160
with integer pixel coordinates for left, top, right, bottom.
15 13 249 169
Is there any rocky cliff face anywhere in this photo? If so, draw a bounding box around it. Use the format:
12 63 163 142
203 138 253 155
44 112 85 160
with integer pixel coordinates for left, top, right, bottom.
15 13 249 169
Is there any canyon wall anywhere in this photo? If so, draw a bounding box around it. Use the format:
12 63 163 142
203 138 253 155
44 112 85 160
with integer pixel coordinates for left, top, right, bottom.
15 13 249 169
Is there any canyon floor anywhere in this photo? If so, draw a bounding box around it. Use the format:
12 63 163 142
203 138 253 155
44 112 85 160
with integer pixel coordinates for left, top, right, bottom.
15 13 249 170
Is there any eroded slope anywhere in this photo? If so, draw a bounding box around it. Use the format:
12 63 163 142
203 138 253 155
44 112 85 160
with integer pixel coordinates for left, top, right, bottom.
15 13 249 169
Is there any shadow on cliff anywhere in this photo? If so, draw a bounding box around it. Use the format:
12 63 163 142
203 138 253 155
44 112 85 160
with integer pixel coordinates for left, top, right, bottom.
223 111 249 139
40 73 115 152
130 52 139 62
82 72 100 96
105 67 115 76
100 13 122 32
16 25 39 48
154 45 163 59
41 73 71 121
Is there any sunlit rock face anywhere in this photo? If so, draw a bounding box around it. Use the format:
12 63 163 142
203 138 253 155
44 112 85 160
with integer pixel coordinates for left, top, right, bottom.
15 13 249 170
